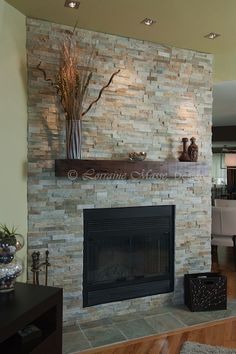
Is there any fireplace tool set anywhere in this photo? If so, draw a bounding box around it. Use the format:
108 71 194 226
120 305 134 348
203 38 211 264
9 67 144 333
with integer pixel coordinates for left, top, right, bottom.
31 250 50 286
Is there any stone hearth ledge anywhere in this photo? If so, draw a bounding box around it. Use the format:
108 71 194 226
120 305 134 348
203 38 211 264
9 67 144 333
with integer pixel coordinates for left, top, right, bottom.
63 300 236 354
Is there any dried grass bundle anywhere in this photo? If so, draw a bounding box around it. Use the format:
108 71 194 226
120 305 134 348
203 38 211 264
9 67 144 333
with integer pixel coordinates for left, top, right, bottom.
37 33 120 120
57 35 92 120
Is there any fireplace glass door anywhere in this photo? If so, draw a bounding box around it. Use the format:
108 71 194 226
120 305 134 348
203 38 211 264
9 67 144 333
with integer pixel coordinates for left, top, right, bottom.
83 205 175 307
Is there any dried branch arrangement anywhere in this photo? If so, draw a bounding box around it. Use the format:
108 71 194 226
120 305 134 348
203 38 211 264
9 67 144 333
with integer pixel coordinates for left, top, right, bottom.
37 33 120 120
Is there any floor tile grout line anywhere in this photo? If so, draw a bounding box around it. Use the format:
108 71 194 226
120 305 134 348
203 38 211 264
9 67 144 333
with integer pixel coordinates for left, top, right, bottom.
113 319 157 340
113 323 130 340
143 311 178 319
167 313 188 327
82 324 128 348
80 328 93 348
142 310 172 318
144 311 187 328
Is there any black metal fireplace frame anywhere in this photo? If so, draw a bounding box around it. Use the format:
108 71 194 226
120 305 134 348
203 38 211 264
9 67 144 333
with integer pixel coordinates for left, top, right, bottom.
83 205 175 307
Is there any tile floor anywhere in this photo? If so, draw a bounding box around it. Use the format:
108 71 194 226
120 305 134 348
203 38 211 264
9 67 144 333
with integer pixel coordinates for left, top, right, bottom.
63 300 236 354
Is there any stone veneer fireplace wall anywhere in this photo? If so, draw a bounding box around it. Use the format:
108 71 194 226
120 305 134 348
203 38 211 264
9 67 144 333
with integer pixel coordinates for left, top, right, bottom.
27 18 212 326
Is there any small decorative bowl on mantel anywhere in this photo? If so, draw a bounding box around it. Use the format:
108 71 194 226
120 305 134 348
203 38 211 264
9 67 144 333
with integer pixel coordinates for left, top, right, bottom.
129 152 147 161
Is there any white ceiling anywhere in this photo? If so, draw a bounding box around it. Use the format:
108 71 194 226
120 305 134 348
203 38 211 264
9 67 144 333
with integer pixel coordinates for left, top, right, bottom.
4 0 236 126
5 0 236 83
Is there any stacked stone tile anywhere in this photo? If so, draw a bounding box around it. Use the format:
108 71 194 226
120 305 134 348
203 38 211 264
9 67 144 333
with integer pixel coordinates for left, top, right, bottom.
27 18 213 326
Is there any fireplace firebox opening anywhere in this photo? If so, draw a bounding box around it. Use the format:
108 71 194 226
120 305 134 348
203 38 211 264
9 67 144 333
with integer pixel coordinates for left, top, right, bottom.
83 205 175 307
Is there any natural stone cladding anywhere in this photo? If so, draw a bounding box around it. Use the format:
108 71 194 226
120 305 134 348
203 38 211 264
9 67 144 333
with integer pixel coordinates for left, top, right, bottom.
27 18 213 326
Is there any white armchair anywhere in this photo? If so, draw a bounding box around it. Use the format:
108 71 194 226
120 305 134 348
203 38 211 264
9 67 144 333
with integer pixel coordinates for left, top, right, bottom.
211 206 236 268
214 199 236 207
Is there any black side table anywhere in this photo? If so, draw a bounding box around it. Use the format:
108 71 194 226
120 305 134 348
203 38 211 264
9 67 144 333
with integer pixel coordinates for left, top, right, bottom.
0 282 63 354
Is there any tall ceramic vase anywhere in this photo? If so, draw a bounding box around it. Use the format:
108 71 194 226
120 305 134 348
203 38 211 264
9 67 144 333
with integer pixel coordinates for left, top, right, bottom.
66 119 82 159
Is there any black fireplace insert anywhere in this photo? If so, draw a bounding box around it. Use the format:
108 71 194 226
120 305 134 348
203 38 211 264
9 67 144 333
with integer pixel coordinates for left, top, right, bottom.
83 205 175 307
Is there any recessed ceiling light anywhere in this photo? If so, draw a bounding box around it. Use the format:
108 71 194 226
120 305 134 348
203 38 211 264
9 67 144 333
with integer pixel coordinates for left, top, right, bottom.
141 18 157 26
64 0 80 9
204 32 221 40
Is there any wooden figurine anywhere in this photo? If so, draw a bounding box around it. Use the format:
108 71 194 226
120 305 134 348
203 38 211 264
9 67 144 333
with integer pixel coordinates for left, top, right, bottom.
188 137 198 162
179 138 191 162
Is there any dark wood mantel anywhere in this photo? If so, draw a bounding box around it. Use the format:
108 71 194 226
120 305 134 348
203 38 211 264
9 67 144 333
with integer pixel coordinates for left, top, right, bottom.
55 159 209 180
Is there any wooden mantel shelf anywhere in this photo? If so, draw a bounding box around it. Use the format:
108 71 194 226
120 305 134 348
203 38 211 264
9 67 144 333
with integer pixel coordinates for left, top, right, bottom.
55 159 209 180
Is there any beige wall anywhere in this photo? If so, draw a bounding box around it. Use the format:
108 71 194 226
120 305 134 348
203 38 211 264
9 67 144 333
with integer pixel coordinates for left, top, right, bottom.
0 0 27 280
